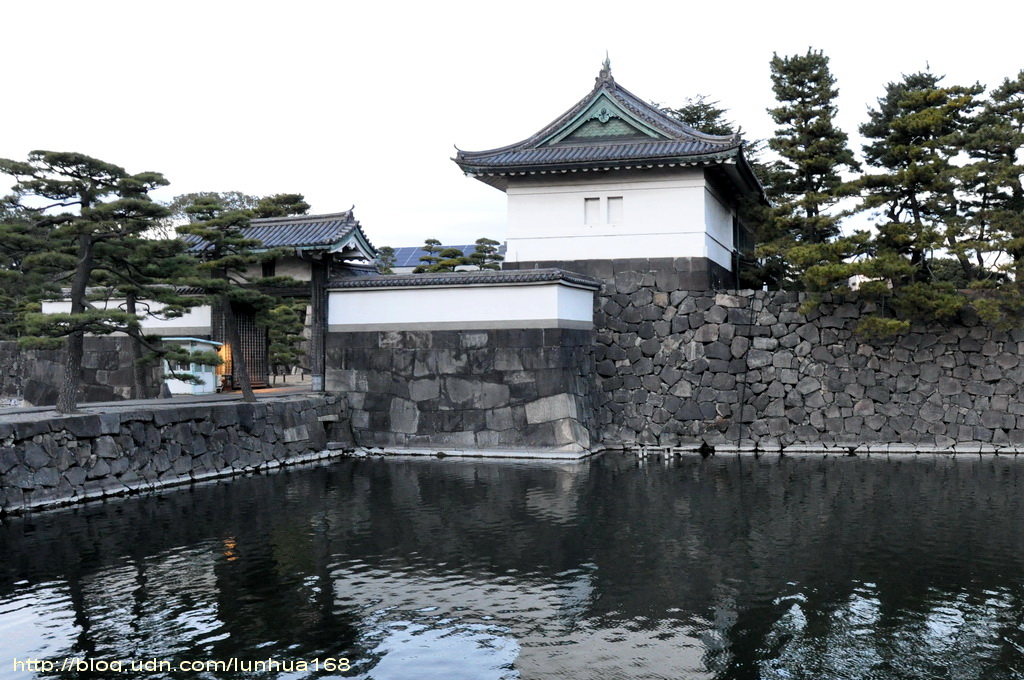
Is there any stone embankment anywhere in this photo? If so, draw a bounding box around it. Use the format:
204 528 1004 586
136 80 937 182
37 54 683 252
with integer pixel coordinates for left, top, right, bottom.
592 285 1024 451
0 394 353 514
0 337 160 406
327 328 596 455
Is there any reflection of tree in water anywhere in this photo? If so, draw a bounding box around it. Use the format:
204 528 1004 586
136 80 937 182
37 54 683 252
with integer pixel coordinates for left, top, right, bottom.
4 455 1024 678
577 454 1024 679
1 472 362 678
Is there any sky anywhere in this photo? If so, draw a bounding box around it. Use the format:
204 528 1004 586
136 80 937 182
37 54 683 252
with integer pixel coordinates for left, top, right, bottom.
3 0 1022 249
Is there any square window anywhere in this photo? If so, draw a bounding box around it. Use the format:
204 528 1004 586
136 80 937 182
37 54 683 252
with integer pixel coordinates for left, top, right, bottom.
584 197 600 225
607 196 623 223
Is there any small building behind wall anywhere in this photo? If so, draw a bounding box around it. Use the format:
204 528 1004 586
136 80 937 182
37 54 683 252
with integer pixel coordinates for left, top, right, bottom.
325 270 601 457
184 209 378 390
161 337 223 395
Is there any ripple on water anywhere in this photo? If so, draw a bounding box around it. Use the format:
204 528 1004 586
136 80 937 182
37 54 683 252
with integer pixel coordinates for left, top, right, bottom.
3 455 1024 679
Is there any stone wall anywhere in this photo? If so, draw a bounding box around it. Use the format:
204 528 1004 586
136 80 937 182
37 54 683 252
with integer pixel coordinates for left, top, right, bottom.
0 337 161 406
326 329 596 454
0 394 352 514
590 280 1024 451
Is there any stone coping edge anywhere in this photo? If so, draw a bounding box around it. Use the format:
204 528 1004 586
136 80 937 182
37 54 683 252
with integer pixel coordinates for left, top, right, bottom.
632 443 1024 456
5 448 354 516
350 446 594 461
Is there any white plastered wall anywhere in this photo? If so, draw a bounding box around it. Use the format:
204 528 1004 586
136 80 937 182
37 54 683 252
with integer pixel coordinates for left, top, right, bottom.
41 299 212 335
504 168 735 269
328 281 594 331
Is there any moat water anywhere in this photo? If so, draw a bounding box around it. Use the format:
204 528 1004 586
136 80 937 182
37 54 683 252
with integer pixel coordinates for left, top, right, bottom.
2 453 1024 679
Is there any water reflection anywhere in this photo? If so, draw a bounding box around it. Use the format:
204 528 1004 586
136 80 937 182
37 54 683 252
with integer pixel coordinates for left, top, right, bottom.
2 454 1024 678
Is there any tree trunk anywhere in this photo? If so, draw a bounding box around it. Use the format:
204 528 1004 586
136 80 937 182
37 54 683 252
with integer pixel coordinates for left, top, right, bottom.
225 301 257 402
56 233 94 414
56 331 84 413
125 294 151 399
310 258 327 392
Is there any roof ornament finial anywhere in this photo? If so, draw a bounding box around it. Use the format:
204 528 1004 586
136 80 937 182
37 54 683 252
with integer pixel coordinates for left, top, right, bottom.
596 51 614 86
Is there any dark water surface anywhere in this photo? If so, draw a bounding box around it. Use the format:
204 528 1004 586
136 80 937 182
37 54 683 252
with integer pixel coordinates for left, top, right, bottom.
3 453 1024 679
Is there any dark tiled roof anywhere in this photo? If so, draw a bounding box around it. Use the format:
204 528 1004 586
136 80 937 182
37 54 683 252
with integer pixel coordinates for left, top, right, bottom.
244 211 360 249
328 268 600 290
454 68 744 176
461 140 735 169
185 210 378 260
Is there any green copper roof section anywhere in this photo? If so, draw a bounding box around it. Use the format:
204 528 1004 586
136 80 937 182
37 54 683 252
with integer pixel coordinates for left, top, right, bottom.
542 92 664 145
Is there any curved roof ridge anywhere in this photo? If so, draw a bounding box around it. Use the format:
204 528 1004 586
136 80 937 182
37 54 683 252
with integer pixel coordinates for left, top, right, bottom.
455 72 740 164
249 209 354 226
609 81 741 146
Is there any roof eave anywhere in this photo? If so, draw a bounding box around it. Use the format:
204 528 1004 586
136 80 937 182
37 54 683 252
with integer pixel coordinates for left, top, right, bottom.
456 149 742 180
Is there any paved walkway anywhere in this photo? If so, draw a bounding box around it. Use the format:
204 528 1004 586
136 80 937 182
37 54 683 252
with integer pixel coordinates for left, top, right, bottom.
0 379 316 422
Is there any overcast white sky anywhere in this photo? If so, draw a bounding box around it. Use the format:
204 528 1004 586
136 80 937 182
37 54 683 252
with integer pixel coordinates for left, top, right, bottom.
3 1 1021 249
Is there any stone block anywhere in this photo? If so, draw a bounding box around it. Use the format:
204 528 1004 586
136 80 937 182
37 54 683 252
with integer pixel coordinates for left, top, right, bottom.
640 338 661 357
461 332 489 349
747 349 773 369
14 420 50 441
486 407 515 431
795 377 821 395
525 394 576 424
409 378 441 402
853 399 876 417
22 442 49 470
94 436 119 459
796 324 820 343
693 324 719 343
701 342 728 361
614 270 641 294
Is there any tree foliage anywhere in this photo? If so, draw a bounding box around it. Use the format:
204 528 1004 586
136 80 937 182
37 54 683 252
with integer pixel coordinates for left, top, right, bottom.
793 70 991 335
267 300 306 384
166 191 261 223
176 197 302 401
376 245 397 274
412 239 443 273
661 94 734 135
252 193 310 218
411 238 504 273
756 49 861 289
468 238 504 270
0 205 58 339
0 151 187 412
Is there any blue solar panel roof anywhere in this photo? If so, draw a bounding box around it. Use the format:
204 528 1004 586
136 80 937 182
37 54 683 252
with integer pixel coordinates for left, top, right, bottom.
390 244 506 268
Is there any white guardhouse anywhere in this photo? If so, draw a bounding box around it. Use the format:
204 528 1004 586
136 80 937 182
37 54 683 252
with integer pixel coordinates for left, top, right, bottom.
454 60 764 289
161 337 223 395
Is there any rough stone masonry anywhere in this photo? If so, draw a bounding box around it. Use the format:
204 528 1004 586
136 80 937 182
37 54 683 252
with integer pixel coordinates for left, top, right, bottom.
589 269 1024 451
0 395 352 513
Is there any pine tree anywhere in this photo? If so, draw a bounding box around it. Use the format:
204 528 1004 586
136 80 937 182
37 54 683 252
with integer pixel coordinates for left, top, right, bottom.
267 301 306 384
468 238 504 270
252 193 311 218
953 71 1024 324
166 191 261 223
90 233 205 397
856 71 982 334
0 205 57 339
794 71 983 336
759 49 860 289
0 151 172 412
375 246 397 274
433 247 469 272
412 239 443 273
661 94 734 135
177 198 299 402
